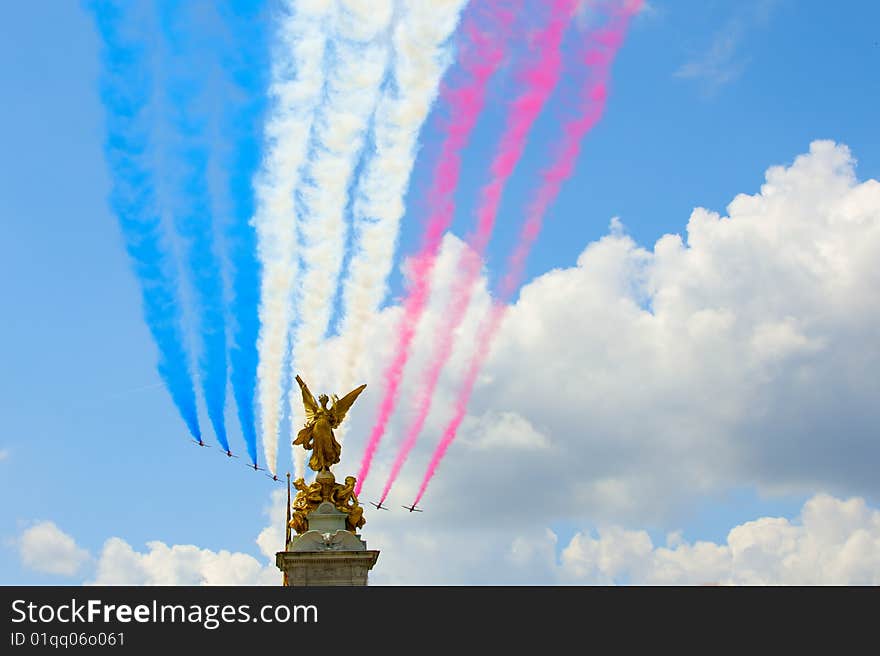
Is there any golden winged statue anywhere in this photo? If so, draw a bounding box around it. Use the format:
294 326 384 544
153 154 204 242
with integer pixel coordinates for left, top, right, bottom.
293 375 366 473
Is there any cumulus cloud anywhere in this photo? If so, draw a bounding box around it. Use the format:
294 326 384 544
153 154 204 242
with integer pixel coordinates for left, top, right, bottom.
89 539 276 586
19 494 283 585
87 489 283 585
19 521 90 576
330 492 880 585
256 488 288 561
19 492 880 585
551 493 880 585
16 141 880 585
331 142 880 588
17 523 278 585
458 411 552 452
330 140 880 536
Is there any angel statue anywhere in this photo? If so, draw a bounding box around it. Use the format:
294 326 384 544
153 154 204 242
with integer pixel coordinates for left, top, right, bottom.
293 375 367 473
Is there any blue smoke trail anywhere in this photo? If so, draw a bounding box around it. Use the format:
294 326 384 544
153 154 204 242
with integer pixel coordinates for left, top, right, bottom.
217 0 270 466
158 1 230 452
90 1 202 441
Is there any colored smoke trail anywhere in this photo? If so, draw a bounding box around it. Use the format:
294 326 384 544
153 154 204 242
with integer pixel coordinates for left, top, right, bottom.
159 2 230 452
253 0 331 475
413 0 642 507
412 302 502 507
219 1 269 465
376 0 575 502
90 1 201 440
337 0 470 396
288 0 394 478
355 1 517 496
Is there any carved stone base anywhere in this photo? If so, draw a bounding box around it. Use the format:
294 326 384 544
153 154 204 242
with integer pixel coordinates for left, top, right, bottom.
276 550 380 586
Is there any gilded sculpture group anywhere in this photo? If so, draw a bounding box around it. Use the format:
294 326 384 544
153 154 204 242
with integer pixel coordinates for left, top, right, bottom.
288 375 368 536
289 473 365 534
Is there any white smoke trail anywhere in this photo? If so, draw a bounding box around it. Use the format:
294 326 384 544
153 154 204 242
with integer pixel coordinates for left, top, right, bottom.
288 0 395 477
254 0 331 475
337 0 470 397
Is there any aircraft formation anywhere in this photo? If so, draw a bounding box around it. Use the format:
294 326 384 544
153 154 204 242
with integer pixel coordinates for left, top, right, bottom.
192 437 424 510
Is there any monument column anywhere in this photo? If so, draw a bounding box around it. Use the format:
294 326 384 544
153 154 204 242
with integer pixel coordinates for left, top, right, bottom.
276 473 379 586
277 376 380 586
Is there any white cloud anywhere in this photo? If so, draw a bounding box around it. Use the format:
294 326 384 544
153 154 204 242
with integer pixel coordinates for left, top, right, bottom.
18 494 284 585
19 521 90 576
88 488 284 585
18 492 880 585
89 539 277 586
331 492 880 585
146 139 880 583
127 136 861 582
16 141 880 585
458 411 552 451
329 140 880 534
256 488 287 561
553 493 880 585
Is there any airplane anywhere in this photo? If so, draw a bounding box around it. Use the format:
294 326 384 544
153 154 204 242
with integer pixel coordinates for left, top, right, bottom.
245 462 265 472
217 447 239 458
401 504 423 513
369 501 390 511
191 439 209 448
264 473 283 483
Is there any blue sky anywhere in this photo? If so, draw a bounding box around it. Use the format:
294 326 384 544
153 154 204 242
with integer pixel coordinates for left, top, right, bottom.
2 0 879 585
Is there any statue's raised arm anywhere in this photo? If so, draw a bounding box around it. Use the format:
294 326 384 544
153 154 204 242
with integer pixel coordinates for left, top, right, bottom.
295 375 319 425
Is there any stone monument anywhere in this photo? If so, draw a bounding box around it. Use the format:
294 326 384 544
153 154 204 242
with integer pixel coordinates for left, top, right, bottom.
275 376 379 586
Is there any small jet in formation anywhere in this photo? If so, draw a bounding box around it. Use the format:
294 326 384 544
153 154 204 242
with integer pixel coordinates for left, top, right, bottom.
191 439 209 448
246 462 265 472
265 473 283 483
401 504 423 513
217 447 239 459
369 501 390 511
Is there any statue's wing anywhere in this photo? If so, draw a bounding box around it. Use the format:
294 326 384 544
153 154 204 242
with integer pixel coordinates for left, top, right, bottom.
330 384 367 427
295 375 319 424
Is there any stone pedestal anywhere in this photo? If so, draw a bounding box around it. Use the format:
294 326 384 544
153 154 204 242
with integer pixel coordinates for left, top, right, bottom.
277 502 379 586
276 549 380 586
281 465 380 586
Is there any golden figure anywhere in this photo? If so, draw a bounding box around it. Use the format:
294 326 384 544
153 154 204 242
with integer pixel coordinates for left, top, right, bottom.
332 475 365 533
293 375 366 473
294 477 323 508
288 474 366 535
289 477 323 535
289 509 308 536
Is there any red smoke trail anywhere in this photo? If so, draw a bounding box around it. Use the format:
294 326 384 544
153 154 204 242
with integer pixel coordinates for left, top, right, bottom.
377 0 576 504
355 1 518 495
412 0 642 508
